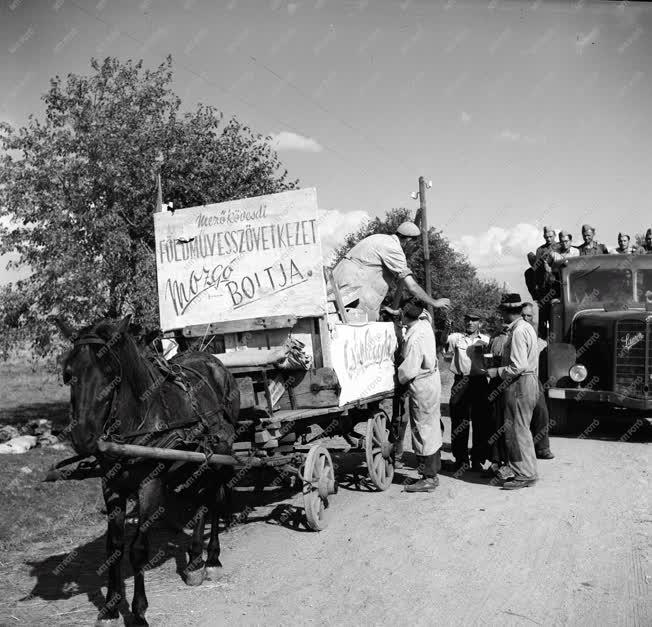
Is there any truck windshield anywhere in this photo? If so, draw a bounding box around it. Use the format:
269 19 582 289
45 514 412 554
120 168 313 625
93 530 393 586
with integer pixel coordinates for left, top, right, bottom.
568 268 634 304
636 269 652 302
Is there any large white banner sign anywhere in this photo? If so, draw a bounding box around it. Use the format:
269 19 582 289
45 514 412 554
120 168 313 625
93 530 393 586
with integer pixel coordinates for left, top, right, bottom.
329 322 397 406
154 188 327 331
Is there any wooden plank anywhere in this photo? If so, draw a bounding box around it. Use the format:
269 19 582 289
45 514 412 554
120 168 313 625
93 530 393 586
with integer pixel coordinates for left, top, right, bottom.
324 267 349 324
181 315 298 337
236 377 255 409
254 430 272 444
289 367 340 409
232 441 253 451
266 389 391 424
318 315 333 368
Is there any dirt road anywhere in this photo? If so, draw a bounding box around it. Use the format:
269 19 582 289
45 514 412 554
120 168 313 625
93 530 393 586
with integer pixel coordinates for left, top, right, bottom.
2 416 650 627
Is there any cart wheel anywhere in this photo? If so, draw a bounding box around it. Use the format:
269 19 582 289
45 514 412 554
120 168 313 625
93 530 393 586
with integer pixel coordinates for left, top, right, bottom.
365 411 394 490
302 445 337 531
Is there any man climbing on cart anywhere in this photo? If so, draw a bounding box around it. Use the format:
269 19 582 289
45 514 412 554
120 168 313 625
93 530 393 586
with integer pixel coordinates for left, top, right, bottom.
329 222 451 321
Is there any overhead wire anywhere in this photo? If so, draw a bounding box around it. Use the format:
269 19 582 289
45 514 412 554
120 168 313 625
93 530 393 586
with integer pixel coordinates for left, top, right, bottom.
67 0 377 182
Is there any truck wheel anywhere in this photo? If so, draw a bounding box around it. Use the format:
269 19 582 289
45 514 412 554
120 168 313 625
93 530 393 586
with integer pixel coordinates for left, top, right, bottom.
548 399 570 435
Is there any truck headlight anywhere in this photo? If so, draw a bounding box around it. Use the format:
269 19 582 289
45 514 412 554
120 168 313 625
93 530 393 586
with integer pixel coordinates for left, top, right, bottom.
569 364 588 383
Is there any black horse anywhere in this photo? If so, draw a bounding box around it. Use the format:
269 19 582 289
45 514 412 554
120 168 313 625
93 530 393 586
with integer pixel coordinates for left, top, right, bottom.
58 316 240 626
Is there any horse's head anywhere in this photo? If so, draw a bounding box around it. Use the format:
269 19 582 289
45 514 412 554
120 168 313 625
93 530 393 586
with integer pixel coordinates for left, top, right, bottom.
59 316 131 456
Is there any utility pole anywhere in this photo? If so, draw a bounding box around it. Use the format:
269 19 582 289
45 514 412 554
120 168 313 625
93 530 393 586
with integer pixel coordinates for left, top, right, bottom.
418 176 434 323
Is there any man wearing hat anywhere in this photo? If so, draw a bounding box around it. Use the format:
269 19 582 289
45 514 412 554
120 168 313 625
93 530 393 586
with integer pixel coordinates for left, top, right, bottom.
614 232 639 254
330 222 451 321
577 224 609 256
484 294 540 489
532 227 560 340
397 299 442 493
641 228 652 254
445 309 490 472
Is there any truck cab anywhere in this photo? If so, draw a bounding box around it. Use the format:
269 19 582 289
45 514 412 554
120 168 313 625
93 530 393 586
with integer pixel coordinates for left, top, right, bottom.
545 254 652 432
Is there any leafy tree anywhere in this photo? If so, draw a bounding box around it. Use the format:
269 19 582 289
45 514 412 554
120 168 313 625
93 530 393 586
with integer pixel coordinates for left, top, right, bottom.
0 57 297 355
331 208 505 335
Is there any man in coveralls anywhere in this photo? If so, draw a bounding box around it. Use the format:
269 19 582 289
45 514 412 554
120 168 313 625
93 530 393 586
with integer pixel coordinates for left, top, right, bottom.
397 300 443 493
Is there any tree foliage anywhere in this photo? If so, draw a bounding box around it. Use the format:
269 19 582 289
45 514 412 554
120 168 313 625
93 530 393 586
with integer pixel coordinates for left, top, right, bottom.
332 208 506 335
0 57 297 354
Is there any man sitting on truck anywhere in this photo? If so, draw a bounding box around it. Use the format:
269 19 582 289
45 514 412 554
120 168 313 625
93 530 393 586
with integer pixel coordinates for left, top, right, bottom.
640 228 652 254
329 222 450 321
614 232 639 255
577 224 610 256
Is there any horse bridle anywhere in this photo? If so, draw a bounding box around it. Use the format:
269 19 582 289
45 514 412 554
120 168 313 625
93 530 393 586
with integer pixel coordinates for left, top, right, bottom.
73 335 124 439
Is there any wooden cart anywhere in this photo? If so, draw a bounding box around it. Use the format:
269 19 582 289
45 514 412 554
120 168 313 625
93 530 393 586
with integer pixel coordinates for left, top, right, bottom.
146 187 401 530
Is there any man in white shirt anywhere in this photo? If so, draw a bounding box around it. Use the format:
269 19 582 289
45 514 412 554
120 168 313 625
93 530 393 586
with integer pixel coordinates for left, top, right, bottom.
397 300 442 493
445 310 490 472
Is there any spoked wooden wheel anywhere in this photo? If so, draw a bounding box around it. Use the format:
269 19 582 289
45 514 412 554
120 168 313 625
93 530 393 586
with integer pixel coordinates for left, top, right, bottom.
365 410 394 490
302 445 337 531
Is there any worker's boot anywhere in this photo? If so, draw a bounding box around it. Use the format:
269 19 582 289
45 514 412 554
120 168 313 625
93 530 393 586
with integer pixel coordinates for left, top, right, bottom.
404 475 439 493
405 453 440 492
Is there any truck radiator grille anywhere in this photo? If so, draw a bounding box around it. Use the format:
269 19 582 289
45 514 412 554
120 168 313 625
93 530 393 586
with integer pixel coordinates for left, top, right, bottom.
614 320 649 399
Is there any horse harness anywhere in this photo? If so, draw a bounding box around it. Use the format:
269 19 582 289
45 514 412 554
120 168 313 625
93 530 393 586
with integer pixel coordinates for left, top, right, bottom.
73 334 223 451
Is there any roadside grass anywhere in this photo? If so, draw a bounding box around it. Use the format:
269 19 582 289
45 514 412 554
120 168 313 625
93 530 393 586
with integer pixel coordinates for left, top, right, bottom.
0 446 105 552
0 355 103 553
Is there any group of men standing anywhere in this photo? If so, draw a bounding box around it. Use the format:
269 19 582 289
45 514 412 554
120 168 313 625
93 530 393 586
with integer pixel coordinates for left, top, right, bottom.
330 220 552 494
445 298 554 490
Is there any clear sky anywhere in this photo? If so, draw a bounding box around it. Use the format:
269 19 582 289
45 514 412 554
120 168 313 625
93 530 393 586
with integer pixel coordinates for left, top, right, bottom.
1 0 651 298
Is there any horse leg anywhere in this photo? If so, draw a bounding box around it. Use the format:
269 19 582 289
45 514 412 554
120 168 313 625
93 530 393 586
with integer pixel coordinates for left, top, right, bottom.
183 503 207 586
205 483 226 581
97 482 126 626
129 478 163 625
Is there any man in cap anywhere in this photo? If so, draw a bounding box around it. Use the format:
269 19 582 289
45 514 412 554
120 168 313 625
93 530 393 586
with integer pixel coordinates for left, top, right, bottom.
330 222 450 321
641 228 652 254
397 299 442 493
614 232 639 254
533 227 559 340
445 309 490 472
484 294 539 489
577 224 609 256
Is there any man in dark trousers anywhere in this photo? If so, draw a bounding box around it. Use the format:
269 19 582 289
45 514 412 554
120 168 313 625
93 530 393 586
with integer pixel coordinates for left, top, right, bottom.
445 310 490 472
534 227 559 340
485 321 509 478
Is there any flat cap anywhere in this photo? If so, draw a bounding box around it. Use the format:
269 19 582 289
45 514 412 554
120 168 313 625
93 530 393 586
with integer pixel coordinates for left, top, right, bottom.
396 222 421 237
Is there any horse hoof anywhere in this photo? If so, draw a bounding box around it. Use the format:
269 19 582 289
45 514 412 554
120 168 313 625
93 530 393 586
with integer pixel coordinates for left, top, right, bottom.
204 565 223 581
184 568 205 586
95 618 121 627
